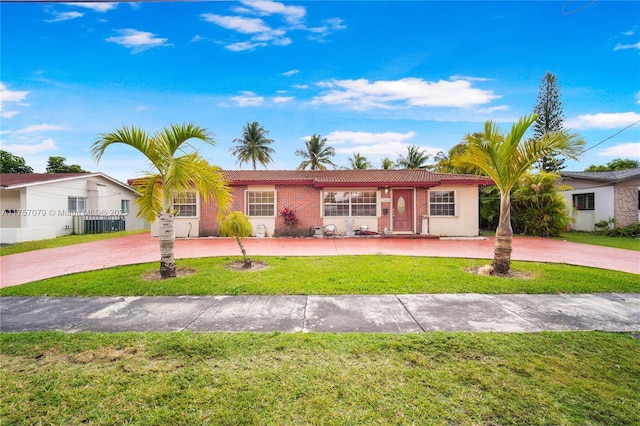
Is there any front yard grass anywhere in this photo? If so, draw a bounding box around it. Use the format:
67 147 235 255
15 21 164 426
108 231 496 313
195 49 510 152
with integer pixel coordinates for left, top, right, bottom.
2 255 638 296
556 231 640 251
1 331 638 425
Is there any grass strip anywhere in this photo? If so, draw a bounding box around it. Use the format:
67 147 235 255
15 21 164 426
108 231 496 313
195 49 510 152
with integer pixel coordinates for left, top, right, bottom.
1 256 638 296
555 231 640 251
1 331 639 425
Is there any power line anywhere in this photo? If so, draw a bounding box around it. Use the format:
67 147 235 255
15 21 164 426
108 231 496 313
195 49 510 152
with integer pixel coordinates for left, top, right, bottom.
577 119 640 155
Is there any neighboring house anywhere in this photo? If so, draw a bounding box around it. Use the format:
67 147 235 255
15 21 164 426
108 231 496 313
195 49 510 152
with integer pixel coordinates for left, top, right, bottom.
559 168 640 231
0 173 147 244
158 169 493 238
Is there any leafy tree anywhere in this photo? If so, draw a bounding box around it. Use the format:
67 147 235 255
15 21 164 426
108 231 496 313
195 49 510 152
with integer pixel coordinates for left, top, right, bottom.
533 72 567 172
432 143 479 174
584 158 640 172
295 134 337 170
380 157 395 170
230 121 275 170
348 152 372 170
452 114 584 275
219 211 253 268
0 150 33 173
46 156 87 173
395 145 431 169
91 123 231 278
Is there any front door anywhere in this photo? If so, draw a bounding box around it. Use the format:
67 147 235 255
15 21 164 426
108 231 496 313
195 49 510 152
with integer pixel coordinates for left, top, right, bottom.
392 189 413 232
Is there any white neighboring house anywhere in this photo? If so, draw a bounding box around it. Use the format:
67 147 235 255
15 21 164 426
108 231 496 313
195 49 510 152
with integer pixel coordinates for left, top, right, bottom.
559 168 640 231
0 173 147 244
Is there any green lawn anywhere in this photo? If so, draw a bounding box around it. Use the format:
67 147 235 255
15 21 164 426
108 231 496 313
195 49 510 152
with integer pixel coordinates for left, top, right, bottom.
0 229 149 256
2 255 638 296
556 231 640 251
1 331 638 425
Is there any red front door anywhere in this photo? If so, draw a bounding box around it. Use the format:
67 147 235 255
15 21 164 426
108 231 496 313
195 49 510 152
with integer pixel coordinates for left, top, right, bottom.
392 189 413 232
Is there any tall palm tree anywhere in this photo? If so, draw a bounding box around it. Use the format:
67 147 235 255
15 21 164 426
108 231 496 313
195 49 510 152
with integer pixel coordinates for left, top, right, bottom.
230 121 275 170
451 114 584 275
91 123 231 278
380 157 395 170
295 134 337 170
348 152 372 170
396 145 431 169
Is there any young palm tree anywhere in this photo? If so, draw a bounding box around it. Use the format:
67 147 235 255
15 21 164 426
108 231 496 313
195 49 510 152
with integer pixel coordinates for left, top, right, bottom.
348 152 372 170
230 121 275 170
91 123 231 278
451 114 584 274
219 211 253 268
395 145 431 169
295 134 337 170
380 157 395 170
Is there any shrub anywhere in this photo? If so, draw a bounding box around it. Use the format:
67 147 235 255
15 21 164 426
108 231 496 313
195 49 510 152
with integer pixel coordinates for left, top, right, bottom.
607 223 640 238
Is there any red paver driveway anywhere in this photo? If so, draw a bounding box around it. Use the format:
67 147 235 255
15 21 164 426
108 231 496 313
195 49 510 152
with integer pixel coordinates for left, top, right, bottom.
1 233 638 288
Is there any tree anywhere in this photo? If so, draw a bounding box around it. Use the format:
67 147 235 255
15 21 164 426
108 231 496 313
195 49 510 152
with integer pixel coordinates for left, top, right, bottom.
432 143 478 174
348 152 372 170
230 121 275 170
533 72 567 172
584 158 640 172
295 134 337 170
0 150 33 173
395 145 431 169
91 123 231 278
219 211 253 268
380 157 395 170
46 156 87 173
452 114 584 275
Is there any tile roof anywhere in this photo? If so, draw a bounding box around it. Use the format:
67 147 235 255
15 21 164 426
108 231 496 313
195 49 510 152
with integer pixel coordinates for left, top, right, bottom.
560 168 640 183
223 170 493 187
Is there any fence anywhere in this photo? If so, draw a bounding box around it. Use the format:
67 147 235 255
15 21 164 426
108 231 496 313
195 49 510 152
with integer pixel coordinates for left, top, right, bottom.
72 215 126 235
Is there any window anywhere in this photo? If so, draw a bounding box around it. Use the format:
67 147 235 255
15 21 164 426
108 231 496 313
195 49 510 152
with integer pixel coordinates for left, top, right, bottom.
573 193 594 210
173 192 197 217
121 200 130 214
247 191 275 216
323 191 377 217
430 191 455 216
68 197 86 213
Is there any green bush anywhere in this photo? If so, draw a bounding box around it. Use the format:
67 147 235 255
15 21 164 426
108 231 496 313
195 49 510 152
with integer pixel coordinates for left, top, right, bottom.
607 223 640 238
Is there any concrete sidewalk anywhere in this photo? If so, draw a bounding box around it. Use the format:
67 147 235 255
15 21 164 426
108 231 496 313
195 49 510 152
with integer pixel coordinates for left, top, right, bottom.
2 293 639 333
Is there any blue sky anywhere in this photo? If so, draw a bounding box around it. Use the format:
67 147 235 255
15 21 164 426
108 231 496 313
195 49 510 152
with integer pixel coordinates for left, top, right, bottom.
1 0 639 182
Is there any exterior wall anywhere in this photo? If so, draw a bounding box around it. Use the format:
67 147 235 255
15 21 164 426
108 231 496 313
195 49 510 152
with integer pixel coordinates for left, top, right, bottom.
562 183 615 231
614 178 640 227
0 175 145 243
427 185 480 237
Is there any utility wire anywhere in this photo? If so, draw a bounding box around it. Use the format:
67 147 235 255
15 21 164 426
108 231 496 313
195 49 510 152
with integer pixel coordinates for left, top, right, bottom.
577 119 640 155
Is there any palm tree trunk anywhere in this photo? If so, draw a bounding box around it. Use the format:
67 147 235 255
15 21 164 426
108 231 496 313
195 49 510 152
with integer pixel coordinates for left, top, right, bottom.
158 211 176 278
236 235 251 268
493 191 513 275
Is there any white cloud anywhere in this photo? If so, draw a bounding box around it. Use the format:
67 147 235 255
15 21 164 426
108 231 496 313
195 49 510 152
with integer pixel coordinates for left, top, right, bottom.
273 96 294 103
2 138 58 155
201 14 271 34
64 2 118 12
12 124 67 135
636 91 640 104
613 41 640 51
0 82 28 118
282 69 299 77
307 18 346 40
231 91 264 107
45 11 84 23
293 84 309 89
597 143 640 158
567 112 640 129
226 41 266 52
326 130 417 145
106 29 170 53
312 77 499 110
240 0 306 25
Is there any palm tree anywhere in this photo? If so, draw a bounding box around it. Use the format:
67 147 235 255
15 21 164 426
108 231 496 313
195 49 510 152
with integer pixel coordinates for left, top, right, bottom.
396 145 431 169
432 143 478 174
295 134 337 170
380 157 395 170
451 114 584 275
348 152 372 170
230 121 275 170
91 123 231 279
219 211 253 268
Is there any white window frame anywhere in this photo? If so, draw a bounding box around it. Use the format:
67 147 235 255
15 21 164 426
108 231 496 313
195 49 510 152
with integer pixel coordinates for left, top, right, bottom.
573 193 595 211
172 191 198 218
322 190 378 217
429 190 456 217
246 190 277 217
121 199 130 214
68 197 87 214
